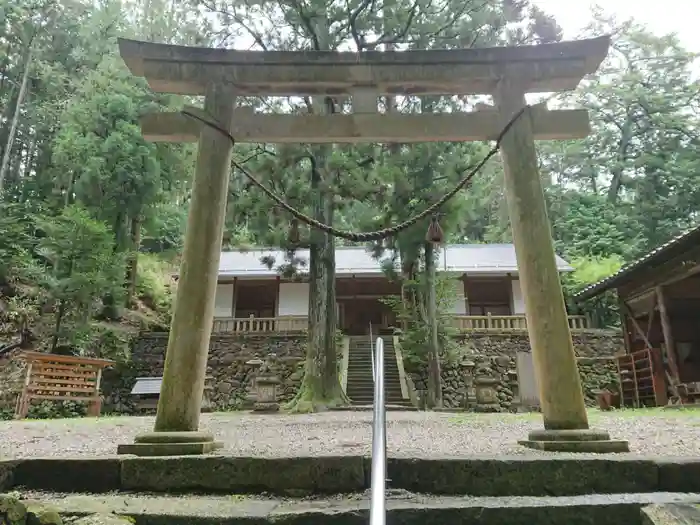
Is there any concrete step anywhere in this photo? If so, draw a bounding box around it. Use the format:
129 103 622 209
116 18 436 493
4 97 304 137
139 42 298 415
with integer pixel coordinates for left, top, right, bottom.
19 491 700 525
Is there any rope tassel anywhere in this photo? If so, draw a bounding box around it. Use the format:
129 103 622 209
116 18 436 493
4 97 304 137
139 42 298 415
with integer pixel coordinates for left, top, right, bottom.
288 218 300 245
426 215 444 245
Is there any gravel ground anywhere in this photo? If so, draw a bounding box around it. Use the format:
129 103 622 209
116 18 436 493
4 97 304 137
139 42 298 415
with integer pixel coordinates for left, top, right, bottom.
1 409 699 459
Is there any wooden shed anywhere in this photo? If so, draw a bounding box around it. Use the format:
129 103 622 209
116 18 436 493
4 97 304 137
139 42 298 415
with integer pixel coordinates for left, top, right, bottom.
575 225 700 406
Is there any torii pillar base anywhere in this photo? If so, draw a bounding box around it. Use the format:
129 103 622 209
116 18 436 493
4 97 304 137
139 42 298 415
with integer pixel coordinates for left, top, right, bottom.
519 429 629 453
117 431 224 456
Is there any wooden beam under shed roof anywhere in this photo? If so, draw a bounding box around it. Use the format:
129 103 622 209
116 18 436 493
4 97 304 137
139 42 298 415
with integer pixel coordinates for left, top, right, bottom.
117 36 611 96
141 107 590 144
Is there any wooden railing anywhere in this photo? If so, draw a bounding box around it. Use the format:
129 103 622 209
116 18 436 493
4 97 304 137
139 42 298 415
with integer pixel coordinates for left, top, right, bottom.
212 315 308 333
212 314 589 334
451 314 589 332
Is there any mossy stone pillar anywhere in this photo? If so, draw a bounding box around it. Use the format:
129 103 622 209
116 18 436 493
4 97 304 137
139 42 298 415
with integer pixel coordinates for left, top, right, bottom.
494 79 628 452
117 84 235 456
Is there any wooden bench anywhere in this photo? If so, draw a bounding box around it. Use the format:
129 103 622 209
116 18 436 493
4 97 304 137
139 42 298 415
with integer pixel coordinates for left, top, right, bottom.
14 351 114 419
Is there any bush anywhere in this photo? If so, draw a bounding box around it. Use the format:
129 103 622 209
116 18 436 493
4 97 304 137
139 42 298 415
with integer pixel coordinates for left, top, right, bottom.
27 400 87 419
136 253 175 312
563 256 624 328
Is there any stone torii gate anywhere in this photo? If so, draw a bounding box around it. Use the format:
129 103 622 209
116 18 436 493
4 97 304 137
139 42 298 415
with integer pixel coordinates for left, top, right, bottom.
116 35 629 455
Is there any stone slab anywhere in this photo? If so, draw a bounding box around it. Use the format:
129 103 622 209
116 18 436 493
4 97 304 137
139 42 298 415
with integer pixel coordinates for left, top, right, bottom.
519 439 631 453
516 351 540 409
21 492 700 525
120 455 366 495
5 456 700 496
658 459 700 493
642 503 700 525
117 441 224 456
133 431 216 444
383 456 658 496
11 458 122 492
527 429 612 442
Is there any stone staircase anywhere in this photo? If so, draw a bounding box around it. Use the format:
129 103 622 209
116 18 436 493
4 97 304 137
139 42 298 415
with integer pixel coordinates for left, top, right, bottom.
5 455 700 524
345 336 411 407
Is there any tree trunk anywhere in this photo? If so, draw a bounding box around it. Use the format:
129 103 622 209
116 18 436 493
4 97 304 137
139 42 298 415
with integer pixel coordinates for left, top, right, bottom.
101 210 127 320
126 214 142 306
287 149 347 411
50 300 66 354
606 114 633 204
0 43 33 194
423 242 443 408
286 13 348 412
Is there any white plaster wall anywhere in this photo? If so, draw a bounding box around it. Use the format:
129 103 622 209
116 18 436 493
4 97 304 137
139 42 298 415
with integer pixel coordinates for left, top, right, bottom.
511 279 526 314
214 283 234 318
278 282 310 316
449 278 467 315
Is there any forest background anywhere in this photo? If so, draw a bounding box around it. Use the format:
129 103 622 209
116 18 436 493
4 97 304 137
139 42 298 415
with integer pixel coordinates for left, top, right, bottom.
0 0 698 409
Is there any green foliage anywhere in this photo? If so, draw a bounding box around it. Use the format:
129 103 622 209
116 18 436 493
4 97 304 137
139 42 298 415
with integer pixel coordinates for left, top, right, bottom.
382 273 460 372
26 400 88 420
34 205 125 350
563 256 625 328
37 206 124 313
136 253 175 312
0 0 698 413
0 400 88 420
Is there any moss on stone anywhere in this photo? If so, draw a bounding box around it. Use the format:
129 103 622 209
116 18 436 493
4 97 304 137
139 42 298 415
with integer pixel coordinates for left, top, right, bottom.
1 493 28 524
0 460 17 491
25 503 62 525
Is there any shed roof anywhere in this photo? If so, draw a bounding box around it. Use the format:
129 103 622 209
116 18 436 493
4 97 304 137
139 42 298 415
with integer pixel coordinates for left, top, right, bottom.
130 377 162 396
218 244 573 278
574 224 700 302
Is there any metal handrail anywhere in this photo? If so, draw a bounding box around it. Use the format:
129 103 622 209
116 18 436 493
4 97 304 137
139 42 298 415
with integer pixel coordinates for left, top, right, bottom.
369 335 386 525
369 323 375 380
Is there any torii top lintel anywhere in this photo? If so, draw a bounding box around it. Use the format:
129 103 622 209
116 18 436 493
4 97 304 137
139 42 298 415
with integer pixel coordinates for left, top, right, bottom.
117 36 611 97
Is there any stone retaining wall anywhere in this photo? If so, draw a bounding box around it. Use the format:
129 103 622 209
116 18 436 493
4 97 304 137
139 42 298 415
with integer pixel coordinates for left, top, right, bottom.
102 333 306 413
408 331 623 410
2 329 624 415
454 332 624 358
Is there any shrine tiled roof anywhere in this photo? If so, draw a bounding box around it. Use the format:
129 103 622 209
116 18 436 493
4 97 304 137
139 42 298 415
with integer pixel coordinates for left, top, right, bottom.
216 244 572 278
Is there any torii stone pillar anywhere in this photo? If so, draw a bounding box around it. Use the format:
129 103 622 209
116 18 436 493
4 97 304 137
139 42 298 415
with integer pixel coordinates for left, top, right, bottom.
117 84 235 455
494 80 627 452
